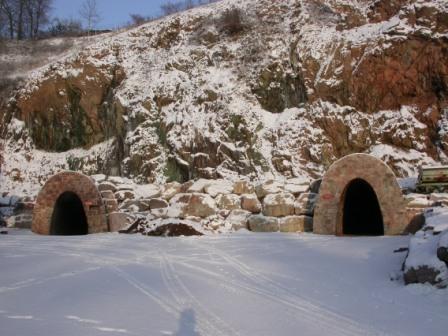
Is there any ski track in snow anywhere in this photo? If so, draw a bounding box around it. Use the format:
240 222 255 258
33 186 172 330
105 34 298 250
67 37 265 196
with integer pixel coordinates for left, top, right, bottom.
184 241 381 336
1 232 447 336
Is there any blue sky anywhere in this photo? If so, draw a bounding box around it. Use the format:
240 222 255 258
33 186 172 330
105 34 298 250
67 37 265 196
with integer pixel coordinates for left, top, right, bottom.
52 0 168 29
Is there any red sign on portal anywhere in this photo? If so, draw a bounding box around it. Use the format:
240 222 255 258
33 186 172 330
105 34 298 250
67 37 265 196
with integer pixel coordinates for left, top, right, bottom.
322 193 334 201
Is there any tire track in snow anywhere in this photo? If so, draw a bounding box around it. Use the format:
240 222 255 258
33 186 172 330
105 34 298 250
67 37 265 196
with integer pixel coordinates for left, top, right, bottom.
160 254 240 336
0 266 101 294
110 266 178 317
193 241 388 336
112 263 232 336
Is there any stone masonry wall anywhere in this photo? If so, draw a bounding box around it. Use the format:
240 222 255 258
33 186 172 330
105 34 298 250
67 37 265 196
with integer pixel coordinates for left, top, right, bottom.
30 153 430 236
313 153 407 235
32 171 108 235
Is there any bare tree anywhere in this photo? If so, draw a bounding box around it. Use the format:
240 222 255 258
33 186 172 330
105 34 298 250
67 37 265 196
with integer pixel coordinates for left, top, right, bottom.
184 0 194 10
49 17 82 37
0 0 51 39
0 0 16 39
0 6 6 38
198 0 219 4
129 13 146 26
15 0 24 39
79 0 100 35
160 1 183 16
25 0 51 39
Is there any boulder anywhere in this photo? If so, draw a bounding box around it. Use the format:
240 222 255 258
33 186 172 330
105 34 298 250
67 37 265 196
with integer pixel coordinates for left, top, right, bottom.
405 193 431 208
284 183 308 196
91 174 107 183
248 214 279 232
120 199 150 212
180 180 194 193
279 215 313 233
438 246 448 264
108 176 132 185
294 192 317 216
430 193 448 206
147 222 203 237
109 212 134 232
403 211 425 235
233 180 254 195
149 198 169 209
115 190 135 202
117 184 135 191
403 228 448 288
263 193 295 217
8 214 32 229
11 201 34 228
169 193 217 218
216 194 241 210
204 179 234 197
218 209 231 218
6 216 15 228
134 184 161 199
438 231 448 264
187 179 212 193
98 181 117 193
284 177 310 196
161 182 182 200
151 207 168 219
101 190 115 200
255 180 284 198
226 209 251 231
403 266 445 287
241 194 262 213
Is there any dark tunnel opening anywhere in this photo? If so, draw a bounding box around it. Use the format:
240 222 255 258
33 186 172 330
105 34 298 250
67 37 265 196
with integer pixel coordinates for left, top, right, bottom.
342 179 384 236
50 191 88 235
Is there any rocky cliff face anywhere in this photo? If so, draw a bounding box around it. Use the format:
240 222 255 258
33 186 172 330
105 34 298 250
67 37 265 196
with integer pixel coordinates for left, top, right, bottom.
1 0 447 196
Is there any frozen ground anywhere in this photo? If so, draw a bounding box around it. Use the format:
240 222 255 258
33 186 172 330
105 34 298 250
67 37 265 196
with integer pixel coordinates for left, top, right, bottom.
1 231 447 336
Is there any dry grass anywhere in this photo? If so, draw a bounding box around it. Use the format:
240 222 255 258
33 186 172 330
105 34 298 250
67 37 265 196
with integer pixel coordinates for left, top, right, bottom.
218 7 247 35
0 38 77 99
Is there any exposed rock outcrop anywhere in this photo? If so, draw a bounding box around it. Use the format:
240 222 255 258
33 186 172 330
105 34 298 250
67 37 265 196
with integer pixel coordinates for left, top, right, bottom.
1 0 447 196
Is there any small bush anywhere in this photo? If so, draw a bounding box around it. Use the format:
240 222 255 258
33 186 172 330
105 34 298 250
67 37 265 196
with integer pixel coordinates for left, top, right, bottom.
164 157 188 183
219 8 246 35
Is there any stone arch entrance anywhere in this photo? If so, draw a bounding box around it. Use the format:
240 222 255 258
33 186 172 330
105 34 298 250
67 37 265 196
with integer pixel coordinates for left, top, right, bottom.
314 154 406 235
32 171 108 235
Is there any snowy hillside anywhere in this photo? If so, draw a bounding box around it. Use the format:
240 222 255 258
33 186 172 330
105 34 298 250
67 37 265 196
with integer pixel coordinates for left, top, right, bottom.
1 0 448 197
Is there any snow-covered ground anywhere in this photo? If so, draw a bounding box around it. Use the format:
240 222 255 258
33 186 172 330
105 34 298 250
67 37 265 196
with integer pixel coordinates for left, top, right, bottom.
1 231 447 336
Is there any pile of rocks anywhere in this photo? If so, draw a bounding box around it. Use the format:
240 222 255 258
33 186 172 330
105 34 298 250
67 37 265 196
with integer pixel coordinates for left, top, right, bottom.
403 208 448 288
0 194 34 229
92 175 317 235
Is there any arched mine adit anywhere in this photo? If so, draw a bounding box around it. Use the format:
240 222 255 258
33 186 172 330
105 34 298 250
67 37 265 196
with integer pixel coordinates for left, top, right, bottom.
50 192 88 235
314 154 406 236
32 171 108 235
342 178 384 236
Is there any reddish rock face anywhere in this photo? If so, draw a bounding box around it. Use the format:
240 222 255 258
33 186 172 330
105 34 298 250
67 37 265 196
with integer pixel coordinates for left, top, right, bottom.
367 0 408 23
349 39 448 114
14 59 125 152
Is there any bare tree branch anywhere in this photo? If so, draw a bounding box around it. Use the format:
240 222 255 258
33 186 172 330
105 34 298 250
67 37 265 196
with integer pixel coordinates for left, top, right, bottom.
79 0 100 35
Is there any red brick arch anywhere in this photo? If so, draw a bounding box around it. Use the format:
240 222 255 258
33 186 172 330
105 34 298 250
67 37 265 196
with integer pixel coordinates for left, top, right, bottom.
313 154 407 235
32 171 108 235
